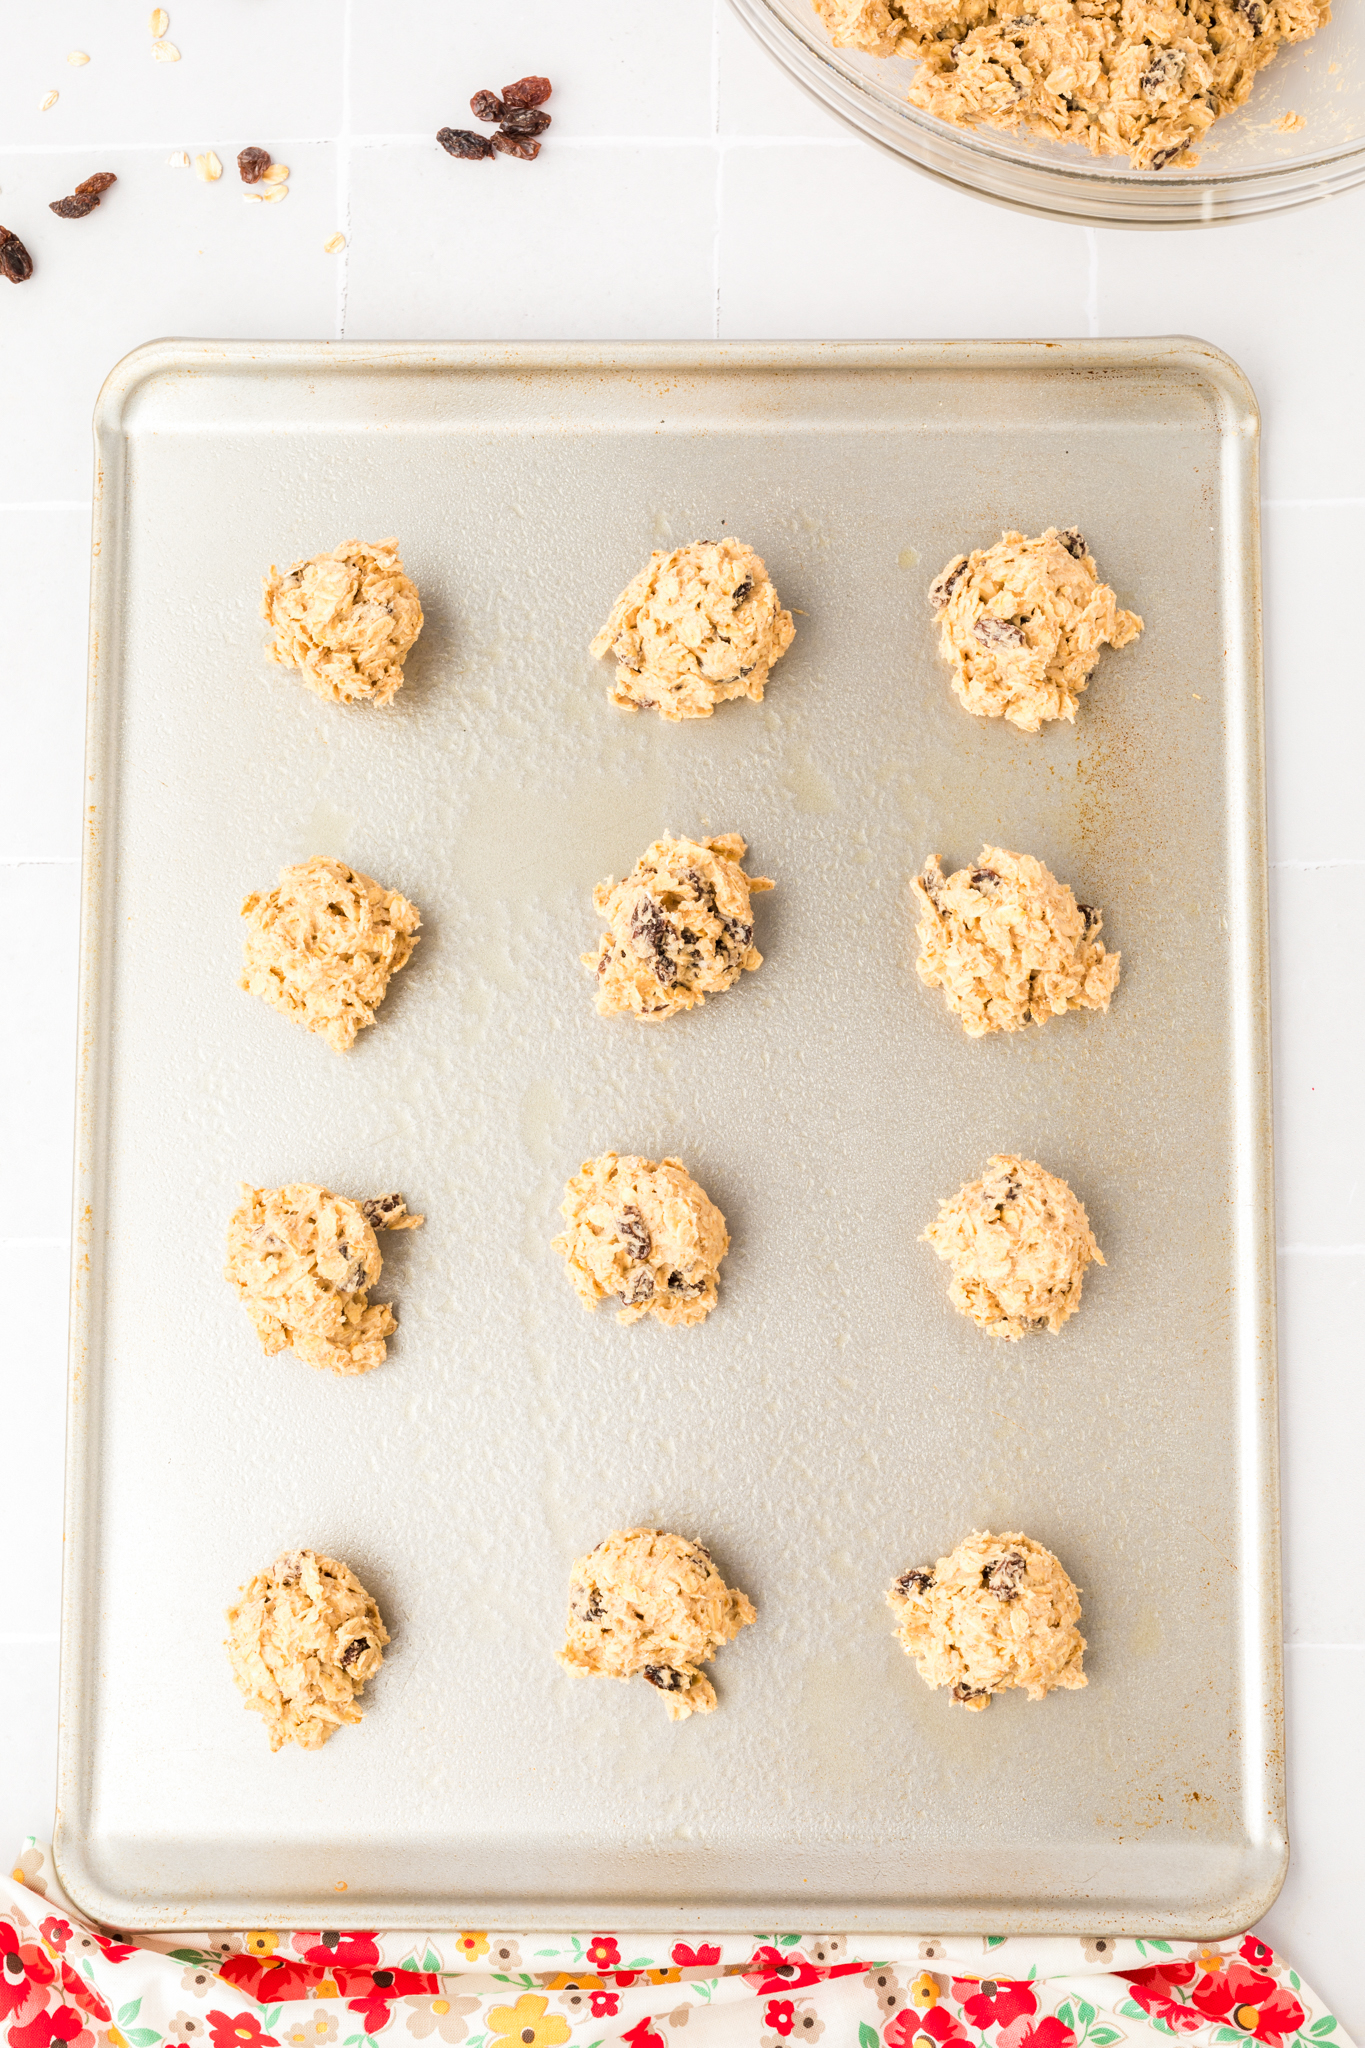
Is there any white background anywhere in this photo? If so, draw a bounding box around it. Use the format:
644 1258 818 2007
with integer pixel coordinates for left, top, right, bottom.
0 0 1360 2027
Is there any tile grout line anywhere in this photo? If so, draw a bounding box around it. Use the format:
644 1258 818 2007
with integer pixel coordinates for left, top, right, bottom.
0 857 79 868
0 134 859 156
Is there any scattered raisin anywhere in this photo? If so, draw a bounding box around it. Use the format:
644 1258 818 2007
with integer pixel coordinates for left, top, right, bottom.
492 130 541 160
499 104 551 135
617 1204 653 1264
575 1588 605 1622
620 1268 655 1307
721 914 753 957
50 193 102 218
1077 901 1100 936
973 616 1025 648
340 1636 369 1669
469 89 505 122
237 146 271 184
969 868 1001 890
503 74 553 107
983 1551 1027 1599
276 1552 304 1584
1148 143 1188 169
1234 0 1266 31
895 1567 934 1597
0 228 32 283
732 578 753 604
952 1683 990 1703
929 559 967 608
438 126 496 160
362 1194 406 1229
1139 49 1184 97
1058 526 1087 558
643 1664 687 1692
74 172 117 196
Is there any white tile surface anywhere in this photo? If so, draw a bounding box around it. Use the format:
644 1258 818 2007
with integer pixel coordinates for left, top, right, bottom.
345 141 717 340
1271 865 1365 1247
1278 1253 1365 1645
0 0 1361 2018
348 0 716 139
0 511 91 861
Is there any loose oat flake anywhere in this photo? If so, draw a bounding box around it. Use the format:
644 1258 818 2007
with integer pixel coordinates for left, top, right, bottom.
67 51 90 66
40 90 59 111
150 7 169 33
195 151 223 181
263 161 289 181
324 232 346 253
167 149 190 166
151 38 180 61
261 183 288 202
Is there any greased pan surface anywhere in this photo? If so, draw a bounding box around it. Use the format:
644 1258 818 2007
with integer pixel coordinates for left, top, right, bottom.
58 339 1281 1934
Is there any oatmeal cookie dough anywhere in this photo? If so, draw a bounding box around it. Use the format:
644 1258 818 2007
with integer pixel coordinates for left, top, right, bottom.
930 527 1142 732
225 1548 389 1751
240 856 421 1053
225 1183 424 1374
913 845 1119 1036
591 539 795 719
261 537 423 706
813 0 1329 171
552 1153 728 1327
923 1154 1103 1339
887 1530 1086 1711
585 832 774 1022
558 1527 756 1719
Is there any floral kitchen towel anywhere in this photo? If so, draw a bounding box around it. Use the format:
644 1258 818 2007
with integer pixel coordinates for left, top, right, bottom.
3 1840 1351 2048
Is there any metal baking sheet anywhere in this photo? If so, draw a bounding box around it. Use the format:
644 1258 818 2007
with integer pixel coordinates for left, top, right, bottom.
58 338 1282 1936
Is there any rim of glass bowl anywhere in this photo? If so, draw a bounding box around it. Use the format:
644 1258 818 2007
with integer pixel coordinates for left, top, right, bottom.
728 0 1365 228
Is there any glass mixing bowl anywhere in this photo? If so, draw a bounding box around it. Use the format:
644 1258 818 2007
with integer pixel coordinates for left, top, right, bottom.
728 0 1365 225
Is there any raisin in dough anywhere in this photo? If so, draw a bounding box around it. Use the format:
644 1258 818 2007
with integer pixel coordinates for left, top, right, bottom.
813 0 1328 171
240 856 421 1053
887 1530 1086 1712
585 833 774 1022
923 1154 1103 1339
558 1527 756 1720
225 1183 424 1374
261 537 423 706
590 539 795 720
913 846 1119 1037
552 1153 728 1327
930 527 1142 732
225 1548 389 1751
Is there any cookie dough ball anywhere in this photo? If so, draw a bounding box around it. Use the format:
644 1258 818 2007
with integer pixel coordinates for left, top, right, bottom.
224 1182 424 1374
923 1154 1103 1339
552 1153 728 1327
887 1530 1086 1712
558 1527 755 1720
240 856 421 1053
929 527 1142 732
261 537 423 706
591 539 794 720
585 832 775 1022
225 1548 389 1751
913 846 1119 1038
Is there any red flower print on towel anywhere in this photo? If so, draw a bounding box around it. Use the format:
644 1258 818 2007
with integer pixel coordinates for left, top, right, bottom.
887 2006 972 2048
58 1962 109 2024
1190 1963 1305 2042
589 1992 619 2018
205 2012 280 2048
957 1981 1038 2032
584 1937 621 1972
997 2019 1077 2048
745 1948 822 1995
294 1934 381 1969
672 1944 721 1970
0 1923 56 2027
7 2005 95 2048
766 2001 796 2036
620 2021 665 2048
344 1992 395 2037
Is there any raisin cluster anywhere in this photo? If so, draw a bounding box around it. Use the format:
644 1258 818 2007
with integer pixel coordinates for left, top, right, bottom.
438 74 553 164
